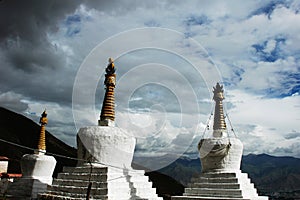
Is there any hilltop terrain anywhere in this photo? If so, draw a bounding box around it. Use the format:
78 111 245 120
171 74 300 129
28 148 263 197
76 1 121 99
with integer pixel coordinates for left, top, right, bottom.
1 107 299 199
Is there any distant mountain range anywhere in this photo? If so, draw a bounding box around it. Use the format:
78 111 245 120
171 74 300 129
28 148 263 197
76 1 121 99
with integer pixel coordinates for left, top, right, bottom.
1 107 299 200
151 151 300 199
241 153 300 199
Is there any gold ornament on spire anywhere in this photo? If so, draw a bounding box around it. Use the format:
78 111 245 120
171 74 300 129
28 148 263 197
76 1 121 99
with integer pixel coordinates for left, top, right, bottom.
99 58 116 126
213 83 227 131
37 109 48 153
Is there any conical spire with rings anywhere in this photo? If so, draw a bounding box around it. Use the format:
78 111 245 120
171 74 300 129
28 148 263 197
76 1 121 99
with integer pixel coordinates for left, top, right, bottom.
99 58 116 126
212 83 227 137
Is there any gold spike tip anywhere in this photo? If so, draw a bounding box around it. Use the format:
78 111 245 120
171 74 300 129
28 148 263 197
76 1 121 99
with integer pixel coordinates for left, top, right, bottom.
39 110 48 125
105 57 115 75
41 109 47 117
213 82 225 101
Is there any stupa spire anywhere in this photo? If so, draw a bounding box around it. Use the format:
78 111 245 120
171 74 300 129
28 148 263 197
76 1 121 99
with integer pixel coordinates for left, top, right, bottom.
98 58 116 126
37 109 47 154
212 83 227 137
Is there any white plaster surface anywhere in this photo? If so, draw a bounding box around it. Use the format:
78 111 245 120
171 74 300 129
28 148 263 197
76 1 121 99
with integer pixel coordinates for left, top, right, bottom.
98 118 115 126
21 154 56 184
198 137 243 172
0 161 8 173
77 126 136 168
6 154 56 199
212 129 226 137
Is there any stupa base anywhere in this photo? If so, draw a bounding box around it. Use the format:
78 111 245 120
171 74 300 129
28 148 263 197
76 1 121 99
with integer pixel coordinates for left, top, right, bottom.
6 154 56 199
38 165 162 200
172 171 268 200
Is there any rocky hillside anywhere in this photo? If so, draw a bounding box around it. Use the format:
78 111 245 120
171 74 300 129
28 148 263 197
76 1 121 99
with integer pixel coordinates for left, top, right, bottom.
0 107 183 200
242 153 300 199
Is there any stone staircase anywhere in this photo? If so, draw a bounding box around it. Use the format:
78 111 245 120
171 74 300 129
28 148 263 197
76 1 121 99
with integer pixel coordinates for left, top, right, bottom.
38 165 163 200
172 171 268 200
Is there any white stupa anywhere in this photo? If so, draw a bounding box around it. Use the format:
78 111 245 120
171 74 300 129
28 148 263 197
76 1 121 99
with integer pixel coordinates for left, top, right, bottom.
39 58 162 200
7 110 57 199
172 83 268 200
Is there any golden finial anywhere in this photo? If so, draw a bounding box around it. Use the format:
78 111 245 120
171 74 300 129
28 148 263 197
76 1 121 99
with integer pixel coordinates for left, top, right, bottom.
213 82 224 101
37 109 47 153
213 83 227 135
99 58 116 126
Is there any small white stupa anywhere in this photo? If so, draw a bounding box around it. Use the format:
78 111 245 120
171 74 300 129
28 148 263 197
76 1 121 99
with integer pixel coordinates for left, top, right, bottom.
39 58 162 200
7 110 57 199
172 83 268 200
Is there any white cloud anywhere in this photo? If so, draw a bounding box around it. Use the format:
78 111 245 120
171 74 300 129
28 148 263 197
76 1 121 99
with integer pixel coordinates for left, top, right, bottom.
225 89 300 157
37 1 300 158
1 1 299 159
0 91 28 112
24 100 77 147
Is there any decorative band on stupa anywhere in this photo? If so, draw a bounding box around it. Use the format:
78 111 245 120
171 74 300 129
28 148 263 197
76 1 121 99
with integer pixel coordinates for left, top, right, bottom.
37 110 48 154
212 83 227 137
99 58 116 126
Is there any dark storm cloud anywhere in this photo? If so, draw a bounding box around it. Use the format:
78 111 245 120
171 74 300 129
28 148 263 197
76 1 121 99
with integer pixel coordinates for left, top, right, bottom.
0 0 81 106
0 0 151 106
0 0 80 70
0 0 79 42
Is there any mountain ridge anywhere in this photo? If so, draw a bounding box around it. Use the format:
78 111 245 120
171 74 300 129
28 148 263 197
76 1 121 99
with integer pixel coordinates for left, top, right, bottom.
156 153 300 199
0 106 78 175
0 107 184 199
1 107 299 199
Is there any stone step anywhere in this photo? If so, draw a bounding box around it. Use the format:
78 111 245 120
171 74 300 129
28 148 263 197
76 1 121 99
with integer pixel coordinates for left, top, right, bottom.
38 193 103 200
49 183 157 195
199 172 237 178
63 166 108 174
172 196 249 200
52 179 107 188
184 188 242 198
57 172 149 182
63 166 146 176
57 173 107 181
40 187 161 200
108 195 163 200
48 182 158 197
191 177 238 184
48 185 108 195
41 190 108 199
108 194 162 200
52 178 154 189
107 186 157 197
189 183 240 189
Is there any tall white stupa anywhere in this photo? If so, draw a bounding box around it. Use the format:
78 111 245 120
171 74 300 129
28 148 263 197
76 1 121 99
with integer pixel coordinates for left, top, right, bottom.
172 83 268 200
7 110 57 199
39 58 162 200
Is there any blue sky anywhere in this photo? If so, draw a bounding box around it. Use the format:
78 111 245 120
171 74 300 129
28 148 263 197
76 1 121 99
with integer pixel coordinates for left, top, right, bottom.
0 1 299 165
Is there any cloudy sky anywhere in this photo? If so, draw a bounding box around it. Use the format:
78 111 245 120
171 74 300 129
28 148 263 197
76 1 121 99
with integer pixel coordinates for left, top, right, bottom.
0 0 299 165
